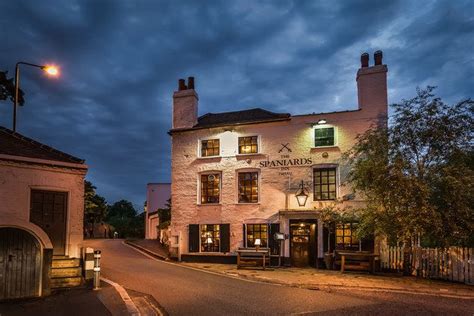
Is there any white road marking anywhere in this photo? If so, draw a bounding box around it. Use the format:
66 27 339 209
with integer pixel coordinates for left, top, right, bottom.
101 276 142 316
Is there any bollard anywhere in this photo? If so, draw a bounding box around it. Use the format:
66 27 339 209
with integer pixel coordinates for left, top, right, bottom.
83 247 95 282
93 250 101 290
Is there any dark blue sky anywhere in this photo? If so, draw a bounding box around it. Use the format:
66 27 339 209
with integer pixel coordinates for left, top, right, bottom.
1 1 472 209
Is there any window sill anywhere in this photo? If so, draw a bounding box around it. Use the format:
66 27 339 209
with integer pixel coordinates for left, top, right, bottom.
197 203 222 206
196 156 222 160
311 145 339 150
236 153 263 157
235 202 260 205
313 199 337 202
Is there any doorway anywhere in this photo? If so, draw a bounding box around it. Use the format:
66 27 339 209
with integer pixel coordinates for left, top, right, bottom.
290 220 317 267
0 228 41 299
30 190 68 255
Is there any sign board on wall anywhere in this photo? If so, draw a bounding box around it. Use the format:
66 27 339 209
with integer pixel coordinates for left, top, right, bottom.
259 143 312 176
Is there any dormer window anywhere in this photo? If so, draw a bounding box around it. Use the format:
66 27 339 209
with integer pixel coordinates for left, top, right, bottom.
201 139 220 157
314 127 335 147
238 136 258 154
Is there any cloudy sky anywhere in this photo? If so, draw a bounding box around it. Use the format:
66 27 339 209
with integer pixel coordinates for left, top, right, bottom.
1 0 472 209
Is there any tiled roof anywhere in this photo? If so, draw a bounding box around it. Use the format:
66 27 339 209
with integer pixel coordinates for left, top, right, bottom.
195 108 291 128
0 126 85 164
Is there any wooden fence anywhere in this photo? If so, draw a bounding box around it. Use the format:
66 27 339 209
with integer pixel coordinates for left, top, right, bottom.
379 246 474 285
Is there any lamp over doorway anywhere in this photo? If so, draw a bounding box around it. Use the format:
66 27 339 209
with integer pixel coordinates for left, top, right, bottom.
295 180 309 207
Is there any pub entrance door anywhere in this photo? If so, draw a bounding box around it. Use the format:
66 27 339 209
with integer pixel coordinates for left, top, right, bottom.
290 220 317 267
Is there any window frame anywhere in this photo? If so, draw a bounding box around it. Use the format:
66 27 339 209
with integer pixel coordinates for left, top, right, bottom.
199 138 221 158
245 224 268 248
335 222 360 251
313 167 337 201
237 135 260 155
199 172 221 205
313 125 337 148
237 171 260 204
200 224 221 252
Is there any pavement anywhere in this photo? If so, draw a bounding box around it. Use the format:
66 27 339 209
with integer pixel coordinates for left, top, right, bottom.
85 239 474 315
0 282 116 316
0 274 163 316
126 238 474 299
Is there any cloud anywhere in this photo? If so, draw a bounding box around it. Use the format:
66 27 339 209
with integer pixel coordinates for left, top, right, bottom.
0 0 472 207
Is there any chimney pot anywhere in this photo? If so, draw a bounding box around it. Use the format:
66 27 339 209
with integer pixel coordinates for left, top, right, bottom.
361 53 369 68
188 76 195 90
178 79 187 91
374 50 383 65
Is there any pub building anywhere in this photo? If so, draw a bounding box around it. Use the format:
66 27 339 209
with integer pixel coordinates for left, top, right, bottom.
169 51 388 267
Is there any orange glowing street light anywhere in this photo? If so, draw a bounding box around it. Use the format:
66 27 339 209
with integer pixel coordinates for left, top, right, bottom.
13 61 60 132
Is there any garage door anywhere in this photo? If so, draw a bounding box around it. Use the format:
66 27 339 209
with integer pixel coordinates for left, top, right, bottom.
0 228 41 299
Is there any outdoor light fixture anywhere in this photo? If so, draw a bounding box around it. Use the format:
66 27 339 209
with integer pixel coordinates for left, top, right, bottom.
12 61 60 132
317 119 327 125
254 238 261 251
295 180 309 207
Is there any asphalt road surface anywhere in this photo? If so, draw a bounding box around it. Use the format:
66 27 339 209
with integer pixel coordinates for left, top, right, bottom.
84 239 474 315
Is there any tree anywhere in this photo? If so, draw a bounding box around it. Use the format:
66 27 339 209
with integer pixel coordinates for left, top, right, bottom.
84 180 108 226
0 71 24 105
157 198 171 229
107 200 144 238
346 87 473 247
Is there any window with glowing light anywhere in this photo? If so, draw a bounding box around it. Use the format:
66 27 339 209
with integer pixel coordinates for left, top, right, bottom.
200 173 220 204
201 139 220 157
246 224 268 247
238 172 259 203
201 224 220 252
313 168 337 200
314 127 335 147
336 222 359 250
238 136 258 154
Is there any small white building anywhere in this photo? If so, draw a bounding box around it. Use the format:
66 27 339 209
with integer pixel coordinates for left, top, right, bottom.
145 183 171 239
0 127 87 299
169 52 388 266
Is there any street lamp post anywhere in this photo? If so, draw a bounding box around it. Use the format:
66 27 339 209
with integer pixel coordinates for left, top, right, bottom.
13 61 59 132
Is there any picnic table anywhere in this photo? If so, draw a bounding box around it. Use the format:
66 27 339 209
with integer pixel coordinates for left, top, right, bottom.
337 251 378 274
237 248 270 270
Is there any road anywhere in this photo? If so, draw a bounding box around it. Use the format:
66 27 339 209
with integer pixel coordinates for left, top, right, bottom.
85 239 474 315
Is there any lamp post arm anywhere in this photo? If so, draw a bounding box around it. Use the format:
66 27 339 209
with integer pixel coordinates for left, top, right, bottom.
16 61 45 69
12 62 48 132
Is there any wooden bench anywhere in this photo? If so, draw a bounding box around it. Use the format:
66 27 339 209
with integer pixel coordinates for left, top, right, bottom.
237 248 270 270
335 251 377 274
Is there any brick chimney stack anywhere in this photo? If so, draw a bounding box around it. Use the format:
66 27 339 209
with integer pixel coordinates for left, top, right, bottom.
173 77 198 129
356 51 388 118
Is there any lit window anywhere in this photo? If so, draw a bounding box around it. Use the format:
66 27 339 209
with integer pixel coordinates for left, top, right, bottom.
201 224 220 252
201 139 220 157
314 127 335 147
313 168 336 200
246 224 268 247
200 174 220 204
238 172 258 203
238 136 258 154
336 223 359 250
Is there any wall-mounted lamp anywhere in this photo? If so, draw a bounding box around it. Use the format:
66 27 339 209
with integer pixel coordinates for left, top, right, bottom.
317 119 327 125
295 180 309 207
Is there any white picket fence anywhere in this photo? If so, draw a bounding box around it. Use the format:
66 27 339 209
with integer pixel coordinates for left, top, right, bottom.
379 246 474 285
